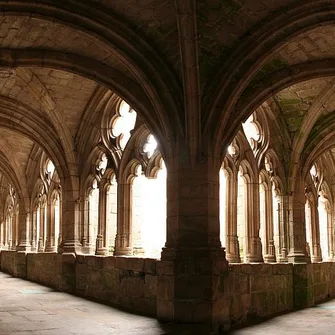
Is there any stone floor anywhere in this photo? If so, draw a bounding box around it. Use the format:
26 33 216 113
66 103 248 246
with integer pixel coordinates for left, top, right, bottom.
1 271 335 334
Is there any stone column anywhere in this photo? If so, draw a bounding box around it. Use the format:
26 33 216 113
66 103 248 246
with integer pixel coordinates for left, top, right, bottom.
38 202 46 252
7 214 12 250
45 194 57 252
96 184 108 255
287 174 309 263
310 199 322 262
327 208 334 260
276 194 288 262
3 215 8 248
245 180 263 263
157 152 228 325
60 179 81 254
114 183 132 255
264 187 276 262
225 170 240 262
17 206 31 252
80 194 89 252
30 208 38 252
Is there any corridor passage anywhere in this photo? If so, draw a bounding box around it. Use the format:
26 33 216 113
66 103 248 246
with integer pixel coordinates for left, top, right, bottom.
1 270 335 335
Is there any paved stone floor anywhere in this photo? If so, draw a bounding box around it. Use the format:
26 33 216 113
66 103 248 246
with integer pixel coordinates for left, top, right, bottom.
1 271 335 334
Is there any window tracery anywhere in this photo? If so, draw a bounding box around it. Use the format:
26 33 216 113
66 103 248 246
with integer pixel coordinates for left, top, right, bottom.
143 134 158 159
111 100 137 150
242 114 262 152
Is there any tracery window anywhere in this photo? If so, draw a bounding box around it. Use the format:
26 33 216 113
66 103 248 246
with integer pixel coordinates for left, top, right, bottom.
242 114 262 152
111 100 137 150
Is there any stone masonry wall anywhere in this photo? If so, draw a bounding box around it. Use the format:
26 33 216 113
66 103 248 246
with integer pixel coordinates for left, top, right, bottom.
2 251 335 326
26 253 62 290
0 250 27 278
218 263 294 327
293 262 335 308
76 255 157 316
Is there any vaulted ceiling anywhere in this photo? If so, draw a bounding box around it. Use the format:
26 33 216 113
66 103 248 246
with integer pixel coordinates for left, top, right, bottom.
0 0 334 199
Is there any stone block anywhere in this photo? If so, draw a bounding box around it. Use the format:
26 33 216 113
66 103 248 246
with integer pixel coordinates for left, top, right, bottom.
157 275 174 300
174 275 215 300
234 273 250 294
239 264 254 274
144 274 157 298
103 256 116 270
144 258 156 274
156 260 174 275
272 263 293 275
250 275 273 292
249 263 272 275
76 255 86 264
86 255 103 269
103 269 119 292
157 299 174 321
120 276 144 298
173 300 212 323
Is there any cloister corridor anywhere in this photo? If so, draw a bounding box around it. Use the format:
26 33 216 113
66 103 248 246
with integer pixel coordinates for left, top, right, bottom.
0 271 334 335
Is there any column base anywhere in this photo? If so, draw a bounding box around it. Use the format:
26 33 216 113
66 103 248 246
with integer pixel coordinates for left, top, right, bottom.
288 251 310 263
311 256 322 263
61 240 82 254
16 242 31 252
95 247 108 256
114 247 132 256
264 254 276 263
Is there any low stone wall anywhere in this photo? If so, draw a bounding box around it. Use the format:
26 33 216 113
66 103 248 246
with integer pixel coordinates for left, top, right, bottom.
76 256 157 316
2 250 335 328
0 250 27 278
26 253 63 290
219 263 294 327
293 262 335 308
0 251 157 317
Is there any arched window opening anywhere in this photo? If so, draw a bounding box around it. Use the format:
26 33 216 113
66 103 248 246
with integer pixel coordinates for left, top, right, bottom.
318 193 330 260
88 179 99 253
143 134 158 159
305 199 313 259
111 100 137 150
237 168 246 262
131 161 167 258
242 114 261 151
106 175 117 254
219 168 227 248
46 159 55 184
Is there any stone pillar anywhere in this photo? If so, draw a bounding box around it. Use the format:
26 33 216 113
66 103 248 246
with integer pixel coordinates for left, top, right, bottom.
17 208 31 252
157 152 228 326
96 184 108 255
30 209 37 252
60 179 81 254
264 187 276 262
276 194 288 262
45 194 57 252
287 174 309 263
225 170 241 262
327 208 334 260
114 183 132 255
80 194 89 252
245 180 263 263
310 199 322 262
38 202 46 252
